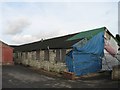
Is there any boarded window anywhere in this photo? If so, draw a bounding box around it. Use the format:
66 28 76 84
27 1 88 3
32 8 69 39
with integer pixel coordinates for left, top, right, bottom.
23 52 25 59
40 51 44 60
44 50 49 61
21 52 23 59
19 52 22 59
61 49 66 62
29 52 32 59
56 49 60 62
31 52 35 60
36 50 40 60
25 52 28 59
56 49 66 62
15 52 18 58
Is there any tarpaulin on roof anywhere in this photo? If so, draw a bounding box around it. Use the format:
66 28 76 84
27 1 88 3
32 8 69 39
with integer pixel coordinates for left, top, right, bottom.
73 32 104 57
72 38 88 48
67 27 105 41
65 31 104 76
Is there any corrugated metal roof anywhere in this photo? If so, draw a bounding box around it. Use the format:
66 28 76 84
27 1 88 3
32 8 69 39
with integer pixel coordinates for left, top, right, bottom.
12 33 81 52
67 27 106 41
11 27 117 52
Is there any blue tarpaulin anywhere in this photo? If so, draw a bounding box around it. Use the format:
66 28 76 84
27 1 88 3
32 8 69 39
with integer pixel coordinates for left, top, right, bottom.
65 32 104 76
65 50 74 72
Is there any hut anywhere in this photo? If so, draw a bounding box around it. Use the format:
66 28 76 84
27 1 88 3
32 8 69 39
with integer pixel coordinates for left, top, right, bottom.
0 41 14 65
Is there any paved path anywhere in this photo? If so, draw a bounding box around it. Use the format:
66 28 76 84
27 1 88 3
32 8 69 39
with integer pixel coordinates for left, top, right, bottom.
2 65 119 88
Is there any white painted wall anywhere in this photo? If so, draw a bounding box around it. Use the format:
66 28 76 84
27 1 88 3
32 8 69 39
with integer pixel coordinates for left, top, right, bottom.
102 52 120 70
103 31 119 70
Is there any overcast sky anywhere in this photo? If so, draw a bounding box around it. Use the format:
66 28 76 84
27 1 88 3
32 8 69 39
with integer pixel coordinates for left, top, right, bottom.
0 0 119 45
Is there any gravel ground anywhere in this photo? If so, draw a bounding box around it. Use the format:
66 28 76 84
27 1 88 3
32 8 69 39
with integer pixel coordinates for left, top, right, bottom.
2 65 120 88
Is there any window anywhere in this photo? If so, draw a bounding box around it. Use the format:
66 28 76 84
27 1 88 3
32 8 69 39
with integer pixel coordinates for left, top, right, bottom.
19 52 22 59
23 52 26 59
56 49 66 62
15 52 18 58
25 52 28 59
31 52 34 60
44 50 49 61
56 49 60 62
61 49 66 62
36 50 40 60
40 51 44 60
20 52 23 59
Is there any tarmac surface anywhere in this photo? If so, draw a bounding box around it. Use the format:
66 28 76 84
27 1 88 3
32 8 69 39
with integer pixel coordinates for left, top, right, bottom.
2 65 120 88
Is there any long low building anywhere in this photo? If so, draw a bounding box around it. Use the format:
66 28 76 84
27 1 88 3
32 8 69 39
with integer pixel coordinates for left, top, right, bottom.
12 32 80 72
12 27 120 75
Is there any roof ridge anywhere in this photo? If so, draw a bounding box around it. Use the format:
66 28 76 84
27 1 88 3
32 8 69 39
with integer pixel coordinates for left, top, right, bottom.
67 27 106 41
16 32 79 46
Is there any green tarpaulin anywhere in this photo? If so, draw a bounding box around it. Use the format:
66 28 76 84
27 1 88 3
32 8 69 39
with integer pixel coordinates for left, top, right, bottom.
67 27 105 41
